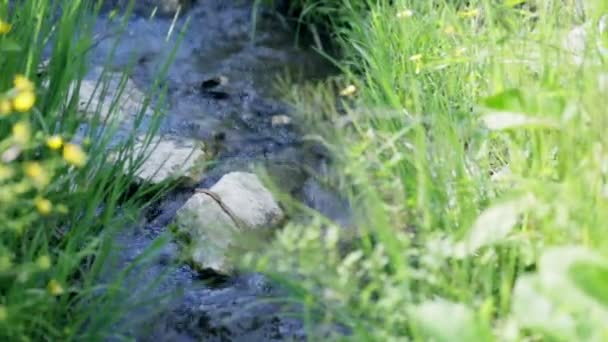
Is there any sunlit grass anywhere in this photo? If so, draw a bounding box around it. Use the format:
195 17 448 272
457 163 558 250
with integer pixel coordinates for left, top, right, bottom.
248 0 608 340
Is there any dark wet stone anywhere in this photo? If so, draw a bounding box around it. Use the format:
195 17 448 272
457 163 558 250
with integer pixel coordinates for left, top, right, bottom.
200 90 231 100
201 76 229 90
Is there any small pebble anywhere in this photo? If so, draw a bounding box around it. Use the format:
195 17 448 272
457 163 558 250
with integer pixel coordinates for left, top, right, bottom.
271 115 292 127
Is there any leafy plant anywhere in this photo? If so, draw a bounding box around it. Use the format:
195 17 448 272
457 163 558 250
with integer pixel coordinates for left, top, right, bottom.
0 0 185 340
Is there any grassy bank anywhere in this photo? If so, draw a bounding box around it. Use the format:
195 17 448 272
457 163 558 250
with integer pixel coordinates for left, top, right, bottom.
250 0 608 340
0 1 176 340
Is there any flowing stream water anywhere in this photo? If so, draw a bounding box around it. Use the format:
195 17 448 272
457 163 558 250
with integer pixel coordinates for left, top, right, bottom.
90 1 350 341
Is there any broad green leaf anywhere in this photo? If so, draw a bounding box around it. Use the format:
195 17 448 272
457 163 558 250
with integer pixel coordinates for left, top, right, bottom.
504 0 527 7
409 299 492 342
512 275 578 341
453 195 535 257
569 261 608 308
481 112 560 130
512 246 608 340
482 88 525 111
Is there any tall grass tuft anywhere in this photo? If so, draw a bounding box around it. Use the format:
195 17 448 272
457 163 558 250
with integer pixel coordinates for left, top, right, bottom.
0 0 183 340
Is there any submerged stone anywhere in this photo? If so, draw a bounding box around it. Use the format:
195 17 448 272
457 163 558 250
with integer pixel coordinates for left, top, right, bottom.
75 66 152 124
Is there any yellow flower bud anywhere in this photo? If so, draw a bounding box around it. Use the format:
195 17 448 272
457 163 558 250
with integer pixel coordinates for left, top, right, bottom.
63 143 87 167
35 197 52 216
47 279 64 296
24 162 50 188
0 99 12 115
46 135 63 150
12 121 30 144
0 20 11 34
13 90 36 112
36 255 51 270
339 84 357 97
14 75 34 91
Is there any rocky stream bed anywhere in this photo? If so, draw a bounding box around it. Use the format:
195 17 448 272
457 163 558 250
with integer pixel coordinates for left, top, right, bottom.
80 1 350 341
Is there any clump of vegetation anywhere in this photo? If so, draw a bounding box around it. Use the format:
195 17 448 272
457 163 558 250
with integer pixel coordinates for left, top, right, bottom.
0 1 176 340
248 0 608 340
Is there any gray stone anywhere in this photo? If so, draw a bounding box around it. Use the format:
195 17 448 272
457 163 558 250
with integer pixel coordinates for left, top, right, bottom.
174 172 284 274
271 114 292 127
210 172 284 228
175 192 240 273
130 135 207 185
76 66 151 124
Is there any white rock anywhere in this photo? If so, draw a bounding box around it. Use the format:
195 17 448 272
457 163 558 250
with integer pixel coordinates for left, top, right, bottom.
209 172 284 228
175 192 240 273
130 135 207 185
174 172 284 274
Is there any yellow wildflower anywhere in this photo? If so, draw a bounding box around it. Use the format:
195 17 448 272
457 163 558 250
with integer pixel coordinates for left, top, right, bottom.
444 25 456 35
12 121 30 144
46 135 63 150
35 197 52 216
47 279 64 296
0 305 6 321
24 162 50 188
14 75 34 91
0 20 11 34
339 84 357 97
458 8 480 18
63 143 87 167
13 90 36 112
36 255 51 270
0 99 12 115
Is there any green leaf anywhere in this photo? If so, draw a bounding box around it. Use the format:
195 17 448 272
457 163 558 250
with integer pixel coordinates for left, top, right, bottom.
504 0 527 7
0 39 22 52
512 275 578 341
453 195 535 257
512 246 608 340
409 299 492 342
482 88 525 111
480 112 560 130
569 261 608 308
